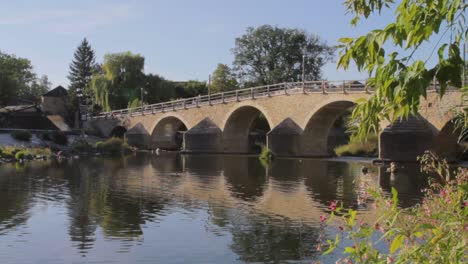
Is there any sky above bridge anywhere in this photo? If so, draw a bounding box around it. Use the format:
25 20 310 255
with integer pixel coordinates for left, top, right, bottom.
0 0 443 87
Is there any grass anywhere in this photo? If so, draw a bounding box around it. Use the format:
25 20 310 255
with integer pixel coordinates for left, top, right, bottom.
71 139 94 153
334 133 378 157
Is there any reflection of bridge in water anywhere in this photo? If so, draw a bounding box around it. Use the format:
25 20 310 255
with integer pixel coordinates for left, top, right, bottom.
0 153 428 262
84 80 462 161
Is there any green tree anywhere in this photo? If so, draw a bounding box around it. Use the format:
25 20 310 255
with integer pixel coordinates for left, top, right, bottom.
337 0 467 139
210 63 238 93
144 74 176 103
232 25 334 86
68 38 97 101
173 80 208 98
90 52 145 110
24 75 51 103
0 51 48 105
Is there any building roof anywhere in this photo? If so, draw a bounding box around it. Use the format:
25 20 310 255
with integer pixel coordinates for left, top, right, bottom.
43 85 68 97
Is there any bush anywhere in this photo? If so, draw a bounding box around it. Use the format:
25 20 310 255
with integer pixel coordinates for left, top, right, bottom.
39 131 51 141
11 130 32 141
52 132 68 145
95 137 131 154
71 139 94 153
334 133 378 157
259 144 274 166
15 150 30 160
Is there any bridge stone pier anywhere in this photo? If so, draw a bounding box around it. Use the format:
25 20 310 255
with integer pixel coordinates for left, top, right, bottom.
84 81 463 161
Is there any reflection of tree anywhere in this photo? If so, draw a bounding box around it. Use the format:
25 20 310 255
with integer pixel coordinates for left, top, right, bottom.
0 165 33 235
223 156 267 202
65 159 106 253
0 161 65 235
63 155 169 254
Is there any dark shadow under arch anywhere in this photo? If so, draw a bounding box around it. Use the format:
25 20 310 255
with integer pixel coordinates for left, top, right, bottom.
109 126 127 138
151 116 187 150
302 101 355 156
223 106 271 153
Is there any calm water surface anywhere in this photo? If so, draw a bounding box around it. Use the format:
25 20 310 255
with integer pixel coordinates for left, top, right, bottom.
0 153 428 263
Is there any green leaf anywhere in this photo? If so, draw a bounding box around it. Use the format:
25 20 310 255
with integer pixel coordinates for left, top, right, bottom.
391 187 399 207
339 37 354 44
344 247 356 254
390 234 405 253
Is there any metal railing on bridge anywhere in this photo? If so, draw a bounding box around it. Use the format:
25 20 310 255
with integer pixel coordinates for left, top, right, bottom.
88 79 443 120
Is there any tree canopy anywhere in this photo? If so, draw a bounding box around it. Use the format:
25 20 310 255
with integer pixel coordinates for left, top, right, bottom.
68 38 97 100
232 25 334 86
210 64 238 93
91 52 145 110
0 51 50 105
338 0 467 139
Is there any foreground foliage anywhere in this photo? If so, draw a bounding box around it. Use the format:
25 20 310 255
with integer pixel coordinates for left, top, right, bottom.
317 152 467 263
338 0 467 140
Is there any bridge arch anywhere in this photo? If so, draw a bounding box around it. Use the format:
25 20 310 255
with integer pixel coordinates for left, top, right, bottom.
109 125 127 138
301 100 355 156
151 116 188 150
223 105 272 153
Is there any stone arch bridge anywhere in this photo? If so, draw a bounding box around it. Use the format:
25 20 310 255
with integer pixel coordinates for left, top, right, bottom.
84 80 463 161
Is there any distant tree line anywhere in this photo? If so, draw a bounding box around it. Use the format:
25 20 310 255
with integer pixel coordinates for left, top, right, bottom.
0 24 333 112
69 25 333 111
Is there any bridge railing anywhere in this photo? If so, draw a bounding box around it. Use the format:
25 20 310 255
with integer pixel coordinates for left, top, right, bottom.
89 80 377 120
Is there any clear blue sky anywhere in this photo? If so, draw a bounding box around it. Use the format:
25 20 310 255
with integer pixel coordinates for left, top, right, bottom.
0 0 400 87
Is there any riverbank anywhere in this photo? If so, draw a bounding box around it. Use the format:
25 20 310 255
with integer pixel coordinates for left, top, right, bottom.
0 131 134 163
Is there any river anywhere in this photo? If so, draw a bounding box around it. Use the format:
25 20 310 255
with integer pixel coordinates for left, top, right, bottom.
0 153 428 263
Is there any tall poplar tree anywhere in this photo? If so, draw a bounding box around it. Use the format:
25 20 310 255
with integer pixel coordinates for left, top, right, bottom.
68 38 97 103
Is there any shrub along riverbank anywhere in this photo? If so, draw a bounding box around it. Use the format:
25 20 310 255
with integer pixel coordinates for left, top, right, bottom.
334 134 378 157
0 135 134 164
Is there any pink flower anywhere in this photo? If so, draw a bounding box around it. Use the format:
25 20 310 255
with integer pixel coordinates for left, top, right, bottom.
320 215 327 223
316 243 322 252
374 223 385 233
359 220 367 227
330 200 338 212
387 256 394 263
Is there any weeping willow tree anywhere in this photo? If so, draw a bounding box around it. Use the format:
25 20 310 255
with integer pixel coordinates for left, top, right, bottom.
91 75 111 112
90 52 145 111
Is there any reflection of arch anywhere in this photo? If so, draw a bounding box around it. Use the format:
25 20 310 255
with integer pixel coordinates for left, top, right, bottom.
109 126 127 138
223 156 267 201
151 116 188 150
302 101 355 156
223 106 272 153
